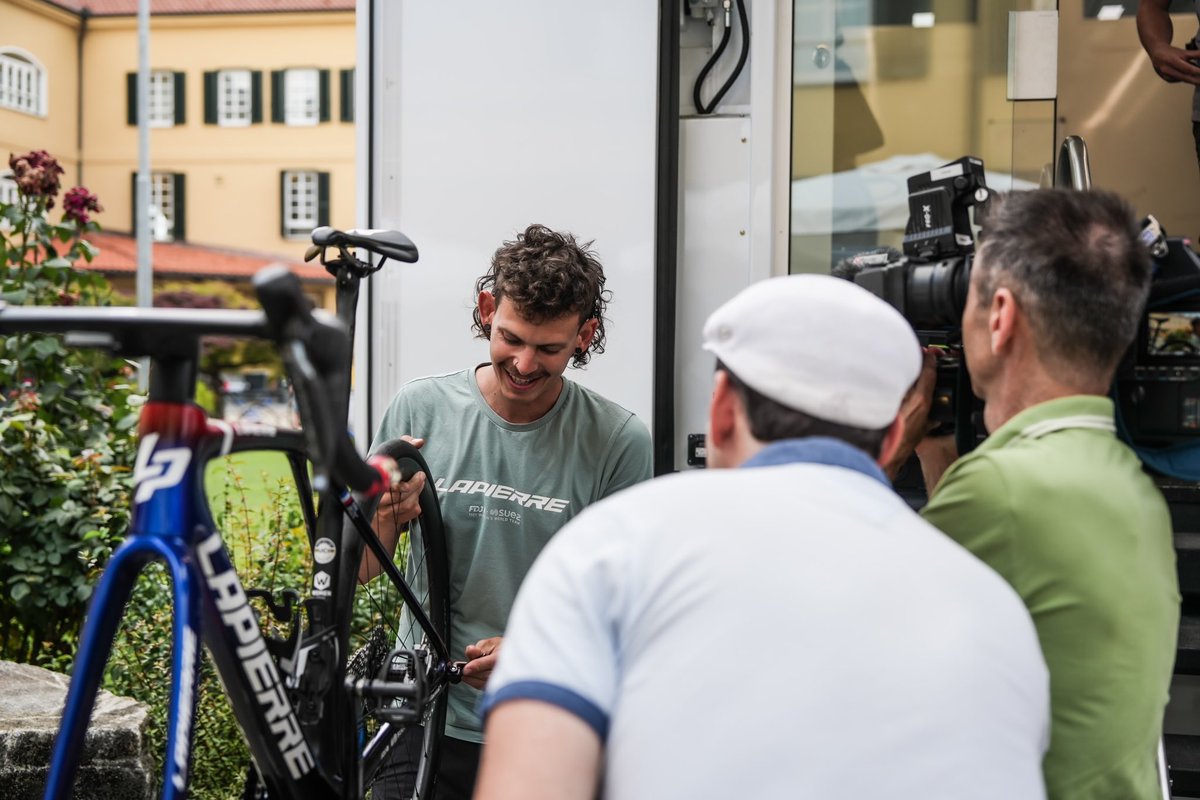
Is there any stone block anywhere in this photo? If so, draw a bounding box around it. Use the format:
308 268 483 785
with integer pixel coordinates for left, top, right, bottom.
0 661 151 800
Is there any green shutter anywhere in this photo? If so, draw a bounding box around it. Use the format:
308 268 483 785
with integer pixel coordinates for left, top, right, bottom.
172 173 186 242
251 71 263 124
173 72 186 125
318 69 331 123
280 171 288 239
317 172 330 228
271 70 285 123
203 71 217 124
339 68 354 122
129 172 138 235
126 73 137 126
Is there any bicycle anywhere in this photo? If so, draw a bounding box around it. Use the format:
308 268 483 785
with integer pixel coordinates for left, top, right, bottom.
0 227 459 799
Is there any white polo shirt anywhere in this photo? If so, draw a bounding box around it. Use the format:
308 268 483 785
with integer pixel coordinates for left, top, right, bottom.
482 440 1050 800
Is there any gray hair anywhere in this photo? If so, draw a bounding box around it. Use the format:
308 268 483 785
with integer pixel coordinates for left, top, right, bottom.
972 189 1150 378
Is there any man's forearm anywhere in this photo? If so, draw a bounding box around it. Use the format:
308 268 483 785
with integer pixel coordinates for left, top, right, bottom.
1138 0 1175 55
916 437 959 498
476 701 602 800
357 516 401 583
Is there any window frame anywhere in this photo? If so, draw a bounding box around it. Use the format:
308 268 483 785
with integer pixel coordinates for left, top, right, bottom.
149 172 178 242
280 170 328 239
0 171 17 206
217 69 253 127
284 67 320 126
133 171 185 243
146 70 176 128
272 67 330 125
0 48 47 117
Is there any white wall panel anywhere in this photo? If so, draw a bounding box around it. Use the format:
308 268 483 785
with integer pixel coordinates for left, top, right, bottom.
675 116 753 469
363 1 659 438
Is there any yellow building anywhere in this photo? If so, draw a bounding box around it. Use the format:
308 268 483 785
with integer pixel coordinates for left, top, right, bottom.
1 0 354 304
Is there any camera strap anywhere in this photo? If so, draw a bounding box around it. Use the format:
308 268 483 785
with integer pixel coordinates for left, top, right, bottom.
1014 415 1116 442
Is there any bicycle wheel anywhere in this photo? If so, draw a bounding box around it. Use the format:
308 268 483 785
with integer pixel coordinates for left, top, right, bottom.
346 438 451 800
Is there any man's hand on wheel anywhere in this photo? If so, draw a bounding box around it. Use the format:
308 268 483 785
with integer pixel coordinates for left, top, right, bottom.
462 637 503 690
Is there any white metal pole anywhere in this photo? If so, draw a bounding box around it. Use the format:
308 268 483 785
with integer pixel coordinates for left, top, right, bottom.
135 0 151 388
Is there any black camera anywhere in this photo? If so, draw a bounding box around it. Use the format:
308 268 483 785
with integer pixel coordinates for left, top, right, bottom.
844 155 991 454
1114 223 1200 477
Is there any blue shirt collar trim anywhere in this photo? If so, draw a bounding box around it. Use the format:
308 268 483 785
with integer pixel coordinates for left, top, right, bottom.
739 437 890 487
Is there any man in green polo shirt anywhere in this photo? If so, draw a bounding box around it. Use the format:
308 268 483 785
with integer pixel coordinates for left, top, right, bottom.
896 189 1180 800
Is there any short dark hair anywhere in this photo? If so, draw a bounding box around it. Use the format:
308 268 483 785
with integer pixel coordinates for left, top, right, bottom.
973 189 1151 378
472 224 611 368
718 361 889 458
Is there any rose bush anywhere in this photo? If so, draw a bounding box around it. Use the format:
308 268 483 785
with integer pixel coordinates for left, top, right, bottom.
0 150 138 665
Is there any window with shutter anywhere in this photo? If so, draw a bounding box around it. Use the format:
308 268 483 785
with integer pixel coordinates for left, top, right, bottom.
281 170 320 239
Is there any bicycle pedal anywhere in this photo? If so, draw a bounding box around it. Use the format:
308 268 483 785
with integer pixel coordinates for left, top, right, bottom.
374 701 422 725
348 673 418 697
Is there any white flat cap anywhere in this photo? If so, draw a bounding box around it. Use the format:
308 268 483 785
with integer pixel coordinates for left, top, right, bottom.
702 274 921 429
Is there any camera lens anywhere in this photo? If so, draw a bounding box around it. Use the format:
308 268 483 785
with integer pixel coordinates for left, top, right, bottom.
906 256 971 328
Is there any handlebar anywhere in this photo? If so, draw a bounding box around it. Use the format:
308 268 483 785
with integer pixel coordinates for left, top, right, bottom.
252 266 390 497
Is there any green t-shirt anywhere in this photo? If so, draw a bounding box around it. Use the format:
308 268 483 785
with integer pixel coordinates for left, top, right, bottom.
921 395 1179 800
371 367 653 741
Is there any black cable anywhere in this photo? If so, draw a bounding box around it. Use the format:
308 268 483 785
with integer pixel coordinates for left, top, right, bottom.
693 0 750 115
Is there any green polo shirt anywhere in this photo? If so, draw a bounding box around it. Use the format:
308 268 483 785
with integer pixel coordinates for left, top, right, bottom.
921 395 1179 800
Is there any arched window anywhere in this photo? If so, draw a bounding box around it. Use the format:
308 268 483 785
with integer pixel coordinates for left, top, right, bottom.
0 48 47 116
0 171 17 206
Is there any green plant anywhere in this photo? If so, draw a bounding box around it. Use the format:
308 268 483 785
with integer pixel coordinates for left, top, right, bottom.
0 150 140 665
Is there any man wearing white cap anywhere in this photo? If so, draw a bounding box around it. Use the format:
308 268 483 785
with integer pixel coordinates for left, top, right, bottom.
473 274 1050 800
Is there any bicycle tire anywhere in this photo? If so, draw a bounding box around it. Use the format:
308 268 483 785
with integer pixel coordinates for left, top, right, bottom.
347 438 451 800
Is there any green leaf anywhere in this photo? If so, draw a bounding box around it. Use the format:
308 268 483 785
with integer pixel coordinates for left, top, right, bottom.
32 337 62 358
10 582 29 602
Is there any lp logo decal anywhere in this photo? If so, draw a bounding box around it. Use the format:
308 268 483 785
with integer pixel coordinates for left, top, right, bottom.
134 433 192 504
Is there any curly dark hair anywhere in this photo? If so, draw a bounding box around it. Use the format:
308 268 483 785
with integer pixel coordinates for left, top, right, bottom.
472 224 611 368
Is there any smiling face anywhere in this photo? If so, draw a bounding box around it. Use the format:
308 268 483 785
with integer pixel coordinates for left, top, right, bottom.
476 291 598 423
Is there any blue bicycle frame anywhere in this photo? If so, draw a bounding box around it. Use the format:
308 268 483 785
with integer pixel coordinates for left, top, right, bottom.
0 291 453 800
45 399 330 798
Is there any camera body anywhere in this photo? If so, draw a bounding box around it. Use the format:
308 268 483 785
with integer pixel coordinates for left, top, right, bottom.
1114 230 1200 471
849 155 990 452
844 156 1200 480
851 155 985 328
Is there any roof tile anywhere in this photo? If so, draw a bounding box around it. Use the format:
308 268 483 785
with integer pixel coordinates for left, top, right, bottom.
75 231 334 283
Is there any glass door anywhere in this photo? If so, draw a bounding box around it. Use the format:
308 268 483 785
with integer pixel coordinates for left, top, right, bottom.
790 0 1056 275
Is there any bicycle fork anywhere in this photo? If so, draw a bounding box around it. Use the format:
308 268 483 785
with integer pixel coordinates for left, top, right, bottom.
44 536 202 800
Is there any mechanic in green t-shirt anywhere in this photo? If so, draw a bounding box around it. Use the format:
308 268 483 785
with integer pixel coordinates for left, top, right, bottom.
890 189 1180 800
361 224 653 800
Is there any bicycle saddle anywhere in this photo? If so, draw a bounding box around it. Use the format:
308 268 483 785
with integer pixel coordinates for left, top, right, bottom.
307 226 418 265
